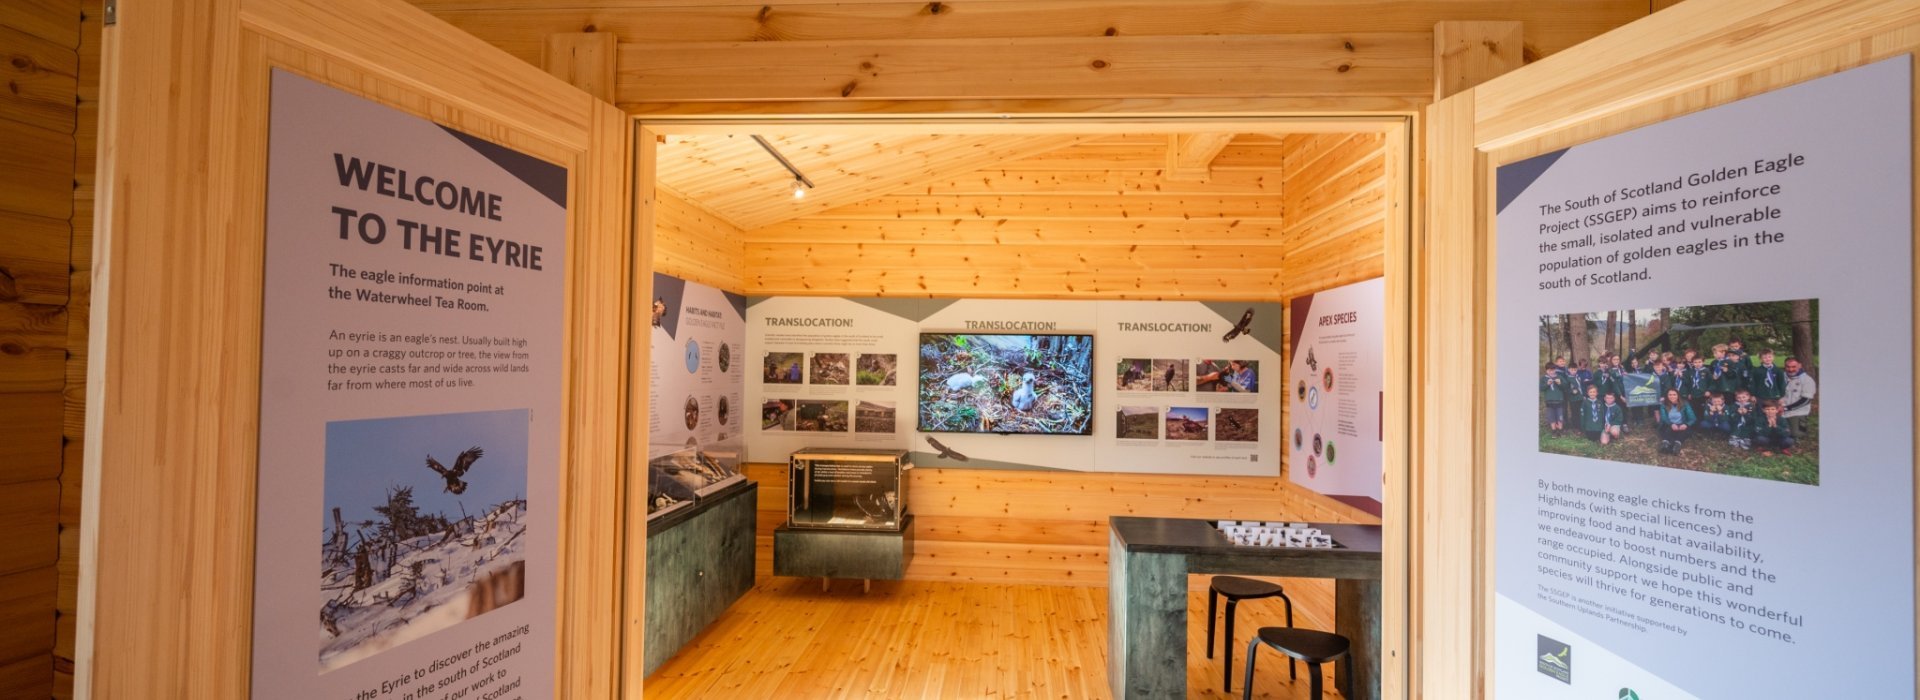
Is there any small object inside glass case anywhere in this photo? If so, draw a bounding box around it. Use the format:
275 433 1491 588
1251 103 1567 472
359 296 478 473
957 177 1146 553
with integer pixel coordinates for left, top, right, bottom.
647 446 744 519
789 448 911 531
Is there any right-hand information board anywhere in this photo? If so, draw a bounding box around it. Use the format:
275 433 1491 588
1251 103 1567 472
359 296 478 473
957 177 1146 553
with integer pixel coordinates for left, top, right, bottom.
1492 57 1912 698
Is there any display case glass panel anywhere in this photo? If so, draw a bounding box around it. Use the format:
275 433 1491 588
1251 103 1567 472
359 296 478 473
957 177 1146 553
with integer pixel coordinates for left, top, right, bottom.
647 446 744 520
788 448 910 530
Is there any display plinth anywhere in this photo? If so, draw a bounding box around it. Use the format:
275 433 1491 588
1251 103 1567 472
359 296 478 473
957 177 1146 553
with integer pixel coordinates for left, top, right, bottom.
774 514 915 585
645 480 757 676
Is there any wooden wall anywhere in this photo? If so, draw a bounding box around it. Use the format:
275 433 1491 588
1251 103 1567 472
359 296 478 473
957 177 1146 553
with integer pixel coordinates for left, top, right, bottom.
656 191 747 291
409 0 1647 115
0 0 83 696
731 128 1389 599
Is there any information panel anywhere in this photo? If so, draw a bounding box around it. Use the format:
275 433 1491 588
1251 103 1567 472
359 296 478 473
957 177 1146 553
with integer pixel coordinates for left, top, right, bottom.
252 70 565 700
1493 58 1912 698
745 297 1285 476
1286 277 1385 514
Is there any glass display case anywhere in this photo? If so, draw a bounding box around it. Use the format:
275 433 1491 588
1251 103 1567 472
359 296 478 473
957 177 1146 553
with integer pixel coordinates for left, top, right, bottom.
788 448 910 531
646 445 745 520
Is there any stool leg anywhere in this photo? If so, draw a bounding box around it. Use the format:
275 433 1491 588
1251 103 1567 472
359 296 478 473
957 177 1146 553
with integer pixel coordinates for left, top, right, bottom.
1242 637 1260 700
1206 589 1218 659
1283 593 1297 679
1223 600 1237 693
1307 661 1324 700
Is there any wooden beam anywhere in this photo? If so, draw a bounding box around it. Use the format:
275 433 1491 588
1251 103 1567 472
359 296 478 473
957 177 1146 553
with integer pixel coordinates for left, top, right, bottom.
617 33 1433 103
1433 21 1523 101
1164 133 1236 182
543 31 617 102
1471 0 1920 147
410 0 1648 70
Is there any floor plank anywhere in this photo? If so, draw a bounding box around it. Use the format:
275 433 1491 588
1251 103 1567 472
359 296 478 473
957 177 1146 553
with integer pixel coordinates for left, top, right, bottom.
644 575 1356 699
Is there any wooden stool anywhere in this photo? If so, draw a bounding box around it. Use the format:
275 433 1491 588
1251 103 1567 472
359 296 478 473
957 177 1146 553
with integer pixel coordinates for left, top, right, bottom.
1242 627 1353 700
1207 575 1294 694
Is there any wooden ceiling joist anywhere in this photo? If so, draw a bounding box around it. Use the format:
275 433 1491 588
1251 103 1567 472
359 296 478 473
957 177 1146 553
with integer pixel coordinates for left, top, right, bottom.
1165 133 1237 182
617 33 1432 103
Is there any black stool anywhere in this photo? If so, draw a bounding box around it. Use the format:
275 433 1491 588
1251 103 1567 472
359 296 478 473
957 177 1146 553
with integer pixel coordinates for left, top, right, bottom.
1242 627 1353 700
1207 575 1294 694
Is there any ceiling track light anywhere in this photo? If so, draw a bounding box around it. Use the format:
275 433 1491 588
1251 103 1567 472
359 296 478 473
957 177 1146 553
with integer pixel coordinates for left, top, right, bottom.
751 135 815 200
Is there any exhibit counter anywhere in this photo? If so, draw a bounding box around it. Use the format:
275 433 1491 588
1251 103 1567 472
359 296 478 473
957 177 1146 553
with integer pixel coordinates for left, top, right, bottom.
1107 516 1382 699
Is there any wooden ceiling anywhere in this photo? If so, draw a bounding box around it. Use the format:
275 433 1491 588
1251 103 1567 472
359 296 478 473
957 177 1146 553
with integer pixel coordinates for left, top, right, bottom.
656 131 1282 231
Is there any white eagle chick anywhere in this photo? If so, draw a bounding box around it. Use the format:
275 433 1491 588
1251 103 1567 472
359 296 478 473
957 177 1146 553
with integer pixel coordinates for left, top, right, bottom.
1011 372 1039 412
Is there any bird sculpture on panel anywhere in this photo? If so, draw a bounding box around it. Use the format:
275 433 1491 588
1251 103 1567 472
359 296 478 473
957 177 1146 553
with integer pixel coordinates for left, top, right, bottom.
1222 307 1256 342
425 446 484 495
1011 372 1038 412
926 436 969 462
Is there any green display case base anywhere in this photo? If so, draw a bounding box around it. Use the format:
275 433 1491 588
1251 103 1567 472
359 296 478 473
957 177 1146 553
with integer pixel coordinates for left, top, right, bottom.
644 481 757 677
773 515 915 585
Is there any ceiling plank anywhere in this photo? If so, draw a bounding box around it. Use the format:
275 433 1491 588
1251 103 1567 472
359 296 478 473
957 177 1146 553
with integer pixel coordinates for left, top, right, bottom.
656 132 1104 230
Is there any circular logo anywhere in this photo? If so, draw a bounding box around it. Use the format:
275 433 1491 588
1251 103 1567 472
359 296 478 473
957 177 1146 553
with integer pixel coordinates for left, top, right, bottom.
1325 440 1337 464
684 339 701 373
718 343 732 373
1618 689 1640 700
1312 434 1323 456
1306 456 1318 478
1307 386 1320 410
1293 428 1303 449
1322 368 1335 391
717 396 730 425
683 396 700 430
1296 380 1307 400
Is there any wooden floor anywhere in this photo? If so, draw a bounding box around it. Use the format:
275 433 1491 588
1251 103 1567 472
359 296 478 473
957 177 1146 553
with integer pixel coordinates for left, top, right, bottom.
644 575 1354 699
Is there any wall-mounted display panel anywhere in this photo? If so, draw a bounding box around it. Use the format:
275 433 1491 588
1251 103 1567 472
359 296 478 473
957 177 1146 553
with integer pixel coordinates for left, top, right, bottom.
746 296 1284 476
1286 277 1385 514
646 273 748 518
1491 57 1912 699
252 70 564 698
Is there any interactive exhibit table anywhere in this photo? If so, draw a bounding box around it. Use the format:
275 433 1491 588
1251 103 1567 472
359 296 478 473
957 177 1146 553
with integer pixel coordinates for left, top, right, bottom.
1107 516 1383 699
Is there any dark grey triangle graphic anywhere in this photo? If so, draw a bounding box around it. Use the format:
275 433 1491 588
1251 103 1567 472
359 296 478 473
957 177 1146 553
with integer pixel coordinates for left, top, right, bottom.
1496 148 1569 214
438 126 568 208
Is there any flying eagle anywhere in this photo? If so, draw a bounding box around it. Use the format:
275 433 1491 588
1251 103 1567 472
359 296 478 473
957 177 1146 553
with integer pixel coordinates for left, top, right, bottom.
425 446 484 495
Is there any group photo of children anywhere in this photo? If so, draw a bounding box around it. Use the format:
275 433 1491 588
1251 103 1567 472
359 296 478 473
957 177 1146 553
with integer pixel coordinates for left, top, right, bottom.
1536 299 1820 485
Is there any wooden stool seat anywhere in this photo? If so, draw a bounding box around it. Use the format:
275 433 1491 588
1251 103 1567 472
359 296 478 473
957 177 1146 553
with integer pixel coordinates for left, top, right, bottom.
1254 627 1350 663
1243 627 1354 700
1210 575 1287 599
1207 576 1295 694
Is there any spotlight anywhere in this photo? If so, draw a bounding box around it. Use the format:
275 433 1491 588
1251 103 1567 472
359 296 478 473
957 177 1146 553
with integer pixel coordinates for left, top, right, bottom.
792 179 808 200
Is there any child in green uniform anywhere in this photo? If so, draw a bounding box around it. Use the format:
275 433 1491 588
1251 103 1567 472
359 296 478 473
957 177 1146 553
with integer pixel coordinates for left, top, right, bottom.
1541 362 1569 431
1697 394 1732 436
1709 343 1739 397
1752 400 1796 456
1578 384 1609 443
1685 356 1710 412
1749 349 1787 402
1601 392 1625 444
1728 400 1757 450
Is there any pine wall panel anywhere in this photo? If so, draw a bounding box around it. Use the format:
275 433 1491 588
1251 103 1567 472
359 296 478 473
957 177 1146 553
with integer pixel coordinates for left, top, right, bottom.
0 1 80 697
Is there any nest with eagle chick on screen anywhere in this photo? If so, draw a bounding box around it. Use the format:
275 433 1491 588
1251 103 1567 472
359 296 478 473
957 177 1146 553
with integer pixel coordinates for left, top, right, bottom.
918 333 1093 435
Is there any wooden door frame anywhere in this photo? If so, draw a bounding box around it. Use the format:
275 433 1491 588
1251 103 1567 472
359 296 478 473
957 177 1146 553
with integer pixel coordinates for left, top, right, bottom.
76 0 634 696
638 112 1418 699
1418 0 1920 697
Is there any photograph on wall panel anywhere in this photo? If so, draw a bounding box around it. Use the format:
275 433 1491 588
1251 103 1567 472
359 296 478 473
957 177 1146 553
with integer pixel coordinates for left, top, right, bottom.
1537 300 1819 484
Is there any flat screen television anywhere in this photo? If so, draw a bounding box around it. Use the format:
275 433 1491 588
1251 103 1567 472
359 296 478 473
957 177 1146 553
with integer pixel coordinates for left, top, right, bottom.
917 332 1095 435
